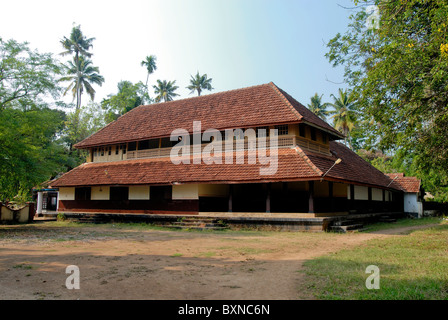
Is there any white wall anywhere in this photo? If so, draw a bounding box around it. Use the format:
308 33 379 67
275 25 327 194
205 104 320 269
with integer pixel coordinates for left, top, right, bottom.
372 188 383 201
404 193 422 216
354 186 369 200
59 187 75 201
173 184 199 200
91 186 110 200
129 186 150 200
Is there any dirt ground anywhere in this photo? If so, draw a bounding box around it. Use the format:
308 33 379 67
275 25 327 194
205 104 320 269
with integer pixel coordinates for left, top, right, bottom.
0 221 439 300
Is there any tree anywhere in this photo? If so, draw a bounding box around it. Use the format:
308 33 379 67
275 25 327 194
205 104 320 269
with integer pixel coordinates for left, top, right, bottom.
60 24 95 110
59 56 104 139
307 93 330 121
328 88 358 147
0 37 70 201
141 55 157 88
186 72 213 96
153 79 179 102
102 80 151 123
59 56 105 107
326 0 448 199
0 37 62 111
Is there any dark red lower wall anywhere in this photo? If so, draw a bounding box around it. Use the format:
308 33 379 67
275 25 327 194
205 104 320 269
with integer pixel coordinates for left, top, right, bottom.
58 199 199 215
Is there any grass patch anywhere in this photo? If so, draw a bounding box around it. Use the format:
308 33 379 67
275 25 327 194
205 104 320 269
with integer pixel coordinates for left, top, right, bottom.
363 216 445 233
171 253 183 257
303 224 448 300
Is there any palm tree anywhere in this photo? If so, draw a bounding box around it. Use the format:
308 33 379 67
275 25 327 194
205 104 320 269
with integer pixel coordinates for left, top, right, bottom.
328 88 358 147
186 72 213 96
59 56 105 109
153 80 179 102
307 93 330 121
141 55 157 88
60 24 95 110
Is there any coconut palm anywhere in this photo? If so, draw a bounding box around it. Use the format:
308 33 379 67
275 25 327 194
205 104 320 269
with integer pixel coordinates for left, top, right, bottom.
153 79 179 102
328 88 358 147
186 72 213 96
141 55 157 88
307 93 330 121
60 24 95 110
59 56 105 109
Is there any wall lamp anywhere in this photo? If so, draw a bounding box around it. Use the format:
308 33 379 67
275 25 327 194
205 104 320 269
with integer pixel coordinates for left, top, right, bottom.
321 158 342 182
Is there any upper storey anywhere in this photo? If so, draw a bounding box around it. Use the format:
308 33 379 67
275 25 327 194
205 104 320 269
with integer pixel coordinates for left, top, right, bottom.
75 82 343 151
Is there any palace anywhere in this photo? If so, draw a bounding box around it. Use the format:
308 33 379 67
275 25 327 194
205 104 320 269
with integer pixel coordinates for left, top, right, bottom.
49 82 407 218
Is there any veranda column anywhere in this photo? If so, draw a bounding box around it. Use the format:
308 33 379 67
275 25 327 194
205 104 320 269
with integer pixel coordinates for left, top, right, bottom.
308 181 315 213
329 181 334 212
228 185 233 213
36 191 44 216
266 183 271 213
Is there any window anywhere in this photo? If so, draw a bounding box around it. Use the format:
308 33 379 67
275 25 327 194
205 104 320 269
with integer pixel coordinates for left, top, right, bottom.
110 187 129 201
322 133 327 144
121 144 126 154
128 142 137 151
256 126 270 138
299 125 306 137
275 125 288 136
75 187 91 201
108 146 112 155
150 186 172 201
139 139 159 150
100 147 104 156
310 127 316 141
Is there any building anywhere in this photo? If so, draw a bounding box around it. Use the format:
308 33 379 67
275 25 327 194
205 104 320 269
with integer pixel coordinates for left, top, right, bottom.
49 82 404 217
387 173 423 217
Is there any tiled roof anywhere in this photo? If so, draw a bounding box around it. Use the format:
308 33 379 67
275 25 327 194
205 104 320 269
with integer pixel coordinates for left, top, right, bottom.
51 142 400 190
74 82 343 149
386 173 421 193
50 149 319 187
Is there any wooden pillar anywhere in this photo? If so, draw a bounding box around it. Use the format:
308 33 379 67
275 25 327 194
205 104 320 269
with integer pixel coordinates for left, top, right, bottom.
350 184 355 212
308 181 315 213
329 181 334 212
228 185 233 212
266 183 271 213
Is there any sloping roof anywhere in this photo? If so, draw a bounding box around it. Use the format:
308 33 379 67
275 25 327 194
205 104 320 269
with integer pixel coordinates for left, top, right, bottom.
386 173 421 193
51 142 399 190
74 82 343 149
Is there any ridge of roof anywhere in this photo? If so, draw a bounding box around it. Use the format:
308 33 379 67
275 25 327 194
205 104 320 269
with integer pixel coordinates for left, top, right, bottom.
268 82 304 121
74 82 344 149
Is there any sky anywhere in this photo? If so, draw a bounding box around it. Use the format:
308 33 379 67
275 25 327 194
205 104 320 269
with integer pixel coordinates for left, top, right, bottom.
0 0 356 108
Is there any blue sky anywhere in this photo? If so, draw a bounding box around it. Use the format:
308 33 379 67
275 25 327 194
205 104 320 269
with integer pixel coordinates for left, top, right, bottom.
1 0 356 109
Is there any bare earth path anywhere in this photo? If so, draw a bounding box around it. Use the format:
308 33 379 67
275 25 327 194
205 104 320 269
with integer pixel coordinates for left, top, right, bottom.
0 222 440 300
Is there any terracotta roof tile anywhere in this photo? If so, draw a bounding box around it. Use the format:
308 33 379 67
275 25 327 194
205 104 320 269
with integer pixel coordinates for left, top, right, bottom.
51 143 400 190
74 83 343 149
386 173 421 193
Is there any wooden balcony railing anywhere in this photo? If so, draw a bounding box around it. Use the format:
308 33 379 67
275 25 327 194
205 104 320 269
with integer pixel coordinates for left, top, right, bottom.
122 135 330 161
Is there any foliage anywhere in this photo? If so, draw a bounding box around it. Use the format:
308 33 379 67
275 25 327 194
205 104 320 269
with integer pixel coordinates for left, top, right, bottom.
186 72 214 96
307 93 330 121
153 79 179 102
59 56 105 110
59 24 96 110
326 0 448 201
0 37 69 201
0 107 68 201
0 37 62 111
62 102 107 167
101 80 151 123
141 55 157 88
328 88 358 147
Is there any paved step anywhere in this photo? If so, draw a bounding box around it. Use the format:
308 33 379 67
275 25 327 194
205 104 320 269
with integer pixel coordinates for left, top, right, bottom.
163 225 229 231
330 223 364 233
378 216 397 223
